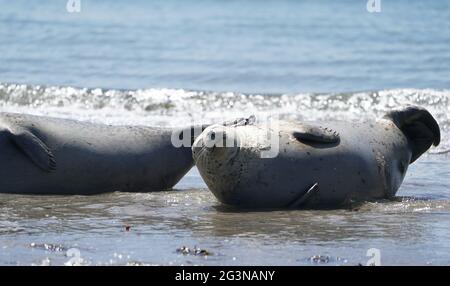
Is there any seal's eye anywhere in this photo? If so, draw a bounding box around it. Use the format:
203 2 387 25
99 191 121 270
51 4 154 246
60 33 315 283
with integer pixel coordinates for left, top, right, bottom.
209 131 216 141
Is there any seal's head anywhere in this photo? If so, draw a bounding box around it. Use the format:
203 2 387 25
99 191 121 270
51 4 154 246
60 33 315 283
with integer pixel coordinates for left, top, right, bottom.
192 124 245 203
192 125 241 173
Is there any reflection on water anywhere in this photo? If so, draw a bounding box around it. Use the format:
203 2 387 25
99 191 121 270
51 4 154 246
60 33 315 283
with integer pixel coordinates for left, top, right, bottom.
0 160 449 265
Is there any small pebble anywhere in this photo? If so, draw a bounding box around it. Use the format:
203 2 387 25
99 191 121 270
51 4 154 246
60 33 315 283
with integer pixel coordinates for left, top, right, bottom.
176 246 211 256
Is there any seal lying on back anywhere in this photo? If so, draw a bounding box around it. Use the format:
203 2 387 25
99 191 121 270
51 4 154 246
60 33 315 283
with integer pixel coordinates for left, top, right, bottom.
0 112 204 194
192 106 440 209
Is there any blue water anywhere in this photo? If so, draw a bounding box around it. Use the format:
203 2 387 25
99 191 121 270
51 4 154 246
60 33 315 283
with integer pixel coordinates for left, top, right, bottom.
0 0 449 266
1 0 450 93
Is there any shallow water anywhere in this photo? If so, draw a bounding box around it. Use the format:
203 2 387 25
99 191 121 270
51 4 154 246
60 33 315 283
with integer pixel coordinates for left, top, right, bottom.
2 89 447 267
0 161 449 266
0 0 449 265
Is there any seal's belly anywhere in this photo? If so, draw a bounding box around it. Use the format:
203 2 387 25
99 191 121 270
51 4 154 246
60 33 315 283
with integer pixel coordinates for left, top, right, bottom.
233 148 382 208
227 122 407 208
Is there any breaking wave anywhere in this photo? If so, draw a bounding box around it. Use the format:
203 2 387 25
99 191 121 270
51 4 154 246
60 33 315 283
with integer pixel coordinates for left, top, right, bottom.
1 83 449 154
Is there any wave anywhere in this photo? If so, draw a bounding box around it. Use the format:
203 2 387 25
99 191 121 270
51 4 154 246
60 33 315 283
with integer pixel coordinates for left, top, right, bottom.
1 83 449 154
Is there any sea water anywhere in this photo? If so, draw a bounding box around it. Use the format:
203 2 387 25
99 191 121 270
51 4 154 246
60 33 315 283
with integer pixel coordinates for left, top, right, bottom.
0 0 449 265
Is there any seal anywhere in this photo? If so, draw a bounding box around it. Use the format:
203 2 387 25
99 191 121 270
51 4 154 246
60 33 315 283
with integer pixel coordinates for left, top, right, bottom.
0 112 204 194
192 106 440 209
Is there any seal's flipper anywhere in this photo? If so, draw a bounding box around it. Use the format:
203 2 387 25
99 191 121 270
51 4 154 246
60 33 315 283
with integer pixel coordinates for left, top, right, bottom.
383 106 441 163
7 129 56 172
292 124 340 144
287 182 319 209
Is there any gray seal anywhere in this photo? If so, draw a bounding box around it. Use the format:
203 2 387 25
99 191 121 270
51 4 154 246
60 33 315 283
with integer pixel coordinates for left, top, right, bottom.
0 112 203 194
192 106 440 209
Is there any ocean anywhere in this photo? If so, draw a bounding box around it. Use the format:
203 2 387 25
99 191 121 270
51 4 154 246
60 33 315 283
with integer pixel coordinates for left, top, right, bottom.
0 0 449 265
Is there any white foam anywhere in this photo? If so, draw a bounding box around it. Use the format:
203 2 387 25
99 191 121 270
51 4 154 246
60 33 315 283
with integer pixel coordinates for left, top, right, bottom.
1 83 448 153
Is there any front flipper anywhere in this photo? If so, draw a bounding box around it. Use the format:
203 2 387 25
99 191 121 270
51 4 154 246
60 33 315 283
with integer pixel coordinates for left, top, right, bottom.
292 123 340 144
6 128 56 172
287 182 319 209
